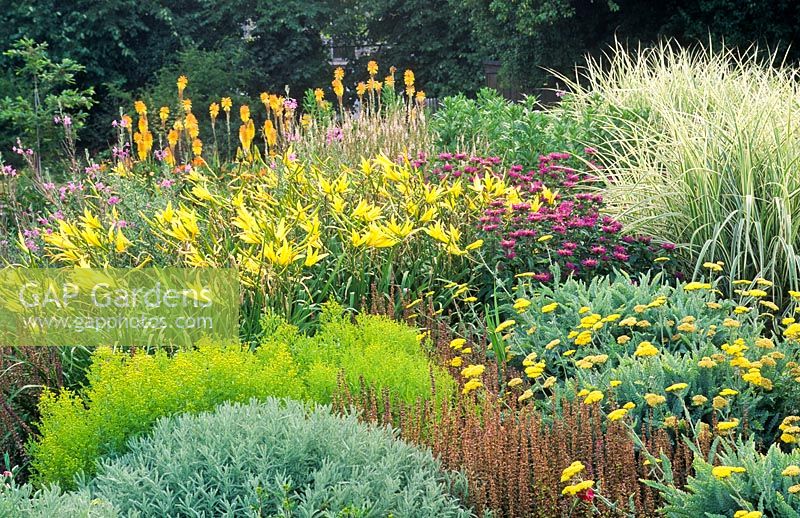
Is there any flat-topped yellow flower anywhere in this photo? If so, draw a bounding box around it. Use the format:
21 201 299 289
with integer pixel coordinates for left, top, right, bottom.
560 461 585 482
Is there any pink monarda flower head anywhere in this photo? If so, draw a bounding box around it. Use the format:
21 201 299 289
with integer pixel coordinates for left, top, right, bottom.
533 272 552 282
581 258 599 268
661 242 676 251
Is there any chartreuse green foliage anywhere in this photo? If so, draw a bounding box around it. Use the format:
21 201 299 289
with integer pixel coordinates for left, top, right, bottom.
29 307 453 489
262 303 456 405
6 399 473 517
28 340 304 489
650 439 800 517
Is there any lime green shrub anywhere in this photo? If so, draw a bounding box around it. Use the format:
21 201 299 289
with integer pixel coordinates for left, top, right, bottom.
8 399 473 517
29 340 304 488
651 440 800 517
29 308 454 489
262 303 455 405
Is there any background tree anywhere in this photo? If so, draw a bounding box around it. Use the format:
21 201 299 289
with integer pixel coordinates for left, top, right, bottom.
0 39 95 173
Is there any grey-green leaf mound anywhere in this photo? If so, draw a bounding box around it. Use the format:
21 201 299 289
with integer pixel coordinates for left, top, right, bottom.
3 398 473 517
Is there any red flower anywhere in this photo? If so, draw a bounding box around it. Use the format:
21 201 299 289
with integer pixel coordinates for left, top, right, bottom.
578 487 595 502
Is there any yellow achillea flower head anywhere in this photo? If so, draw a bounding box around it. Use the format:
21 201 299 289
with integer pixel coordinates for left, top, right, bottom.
562 480 594 496
634 341 659 357
495 319 516 334
460 364 485 379
665 382 688 392
607 408 627 421
513 298 531 313
449 338 466 350
712 465 746 479
541 302 559 313
713 396 728 409
560 461 585 482
644 393 666 407
781 465 800 477
461 378 483 395
717 418 740 431
583 390 604 405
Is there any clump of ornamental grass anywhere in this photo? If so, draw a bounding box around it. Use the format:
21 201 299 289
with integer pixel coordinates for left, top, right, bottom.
558 39 800 303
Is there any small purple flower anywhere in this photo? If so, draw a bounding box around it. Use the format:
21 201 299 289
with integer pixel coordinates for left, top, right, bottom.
326 127 343 144
284 98 298 110
107 196 121 205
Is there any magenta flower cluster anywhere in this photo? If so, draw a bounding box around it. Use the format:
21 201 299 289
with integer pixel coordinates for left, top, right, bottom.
428 151 676 283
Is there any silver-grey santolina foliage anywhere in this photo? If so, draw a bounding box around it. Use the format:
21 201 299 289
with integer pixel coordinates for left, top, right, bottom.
1 398 475 518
